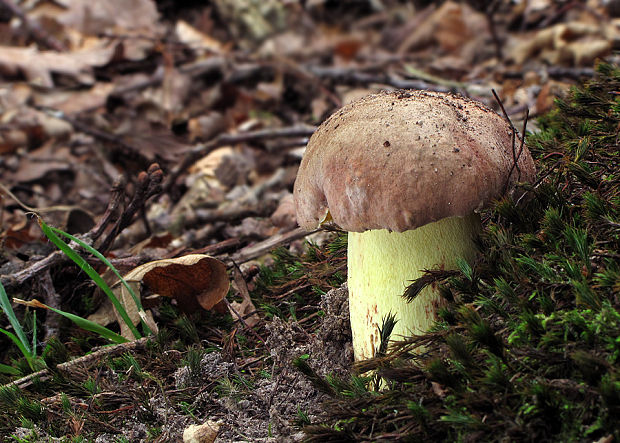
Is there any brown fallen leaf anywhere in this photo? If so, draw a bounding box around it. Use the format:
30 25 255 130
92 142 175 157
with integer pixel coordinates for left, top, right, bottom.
0 44 116 88
270 192 297 230
138 254 230 311
397 1 486 55
183 420 221 443
88 254 229 339
9 142 74 183
230 265 260 328
510 22 614 66
30 0 162 60
175 20 227 56
431 381 448 399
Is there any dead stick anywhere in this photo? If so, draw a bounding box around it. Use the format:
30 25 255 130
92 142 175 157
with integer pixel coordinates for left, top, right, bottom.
39 270 61 342
306 66 452 92
0 165 161 290
0 0 66 51
1 250 68 291
2 337 150 390
228 227 317 265
164 125 316 193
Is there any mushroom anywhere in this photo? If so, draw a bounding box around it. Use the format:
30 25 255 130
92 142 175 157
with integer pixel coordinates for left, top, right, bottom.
293 90 536 360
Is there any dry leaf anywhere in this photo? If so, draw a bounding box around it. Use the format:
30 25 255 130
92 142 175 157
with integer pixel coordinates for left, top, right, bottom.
88 254 229 339
35 83 116 115
33 0 161 37
175 20 226 55
0 45 116 88
270 193 297 230
10 143 73 183
187 112 227 142
398 2 485 54
123 253 229 314
183 420 221 443
511 22 614 66
431 381 447 398
230 266 260 328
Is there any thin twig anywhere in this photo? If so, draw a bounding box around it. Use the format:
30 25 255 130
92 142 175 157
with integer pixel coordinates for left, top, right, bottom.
90 175 126 241
39 270 61 342
228 227 316 265
2 337 150 390
163 126 316 193
98 164 163 252
492 89 529 193
307 65 453 92
0 0 66 51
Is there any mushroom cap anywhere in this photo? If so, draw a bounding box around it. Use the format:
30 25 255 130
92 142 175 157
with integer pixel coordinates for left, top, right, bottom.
294 90 536 232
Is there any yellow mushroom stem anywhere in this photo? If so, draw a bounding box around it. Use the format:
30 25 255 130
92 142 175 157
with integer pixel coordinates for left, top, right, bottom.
347 213 482 361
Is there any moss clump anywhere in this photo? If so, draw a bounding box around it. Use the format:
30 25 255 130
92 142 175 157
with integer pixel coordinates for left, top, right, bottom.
302 62 620 442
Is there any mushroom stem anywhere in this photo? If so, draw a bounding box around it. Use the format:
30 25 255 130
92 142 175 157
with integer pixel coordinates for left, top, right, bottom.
347 214 482 360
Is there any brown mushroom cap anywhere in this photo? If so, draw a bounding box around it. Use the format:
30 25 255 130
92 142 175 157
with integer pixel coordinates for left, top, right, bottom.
294 90 536 233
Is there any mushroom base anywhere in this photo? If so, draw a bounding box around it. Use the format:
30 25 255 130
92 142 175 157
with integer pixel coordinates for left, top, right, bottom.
347 214 481 361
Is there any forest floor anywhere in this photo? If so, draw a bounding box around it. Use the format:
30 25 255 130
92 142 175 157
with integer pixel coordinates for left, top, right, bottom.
0 1 618 441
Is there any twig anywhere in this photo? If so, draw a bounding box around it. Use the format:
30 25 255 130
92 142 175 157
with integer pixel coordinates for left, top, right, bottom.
1 249 68 291
484 1 502 60
228 261 266 345
0 165 162 290
99 57 228 114
2 337 150 390
306 66 452 92
547 66 594 80
98 164 163 253
0 0 66 51
229 227 316 265
90 175 126 241
163 126 316 193
39 270 61 342
492 89 528 192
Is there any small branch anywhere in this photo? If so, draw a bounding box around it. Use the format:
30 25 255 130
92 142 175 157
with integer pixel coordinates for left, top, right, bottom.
98 164 163 253
484 1 502 60
307 65 452 92
163 126 316 193
90 175 126 241
1 250 67 292
0 165 162 290
0 0 67 51
493 89 529 193
2 337 150 390
229 227 316 265
39 270 61 342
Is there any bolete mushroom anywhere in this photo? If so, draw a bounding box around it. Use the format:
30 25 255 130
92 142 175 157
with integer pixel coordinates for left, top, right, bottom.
294 90 536 360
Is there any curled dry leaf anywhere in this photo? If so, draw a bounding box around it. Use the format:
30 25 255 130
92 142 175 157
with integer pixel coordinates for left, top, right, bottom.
183 420 221 443
397 1 486 54
510 22 614 66
175 20 226 55
90 254 229 339
0 45 116 88
270 192 297 230
122 253 229 319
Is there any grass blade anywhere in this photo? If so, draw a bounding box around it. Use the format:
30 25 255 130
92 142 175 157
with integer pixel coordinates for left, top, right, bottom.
0 328 34 368
0 363 21 375
32 310 37 359
47 226 152 335
0 280 31 355
37 219 142 339
14 299 127 344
